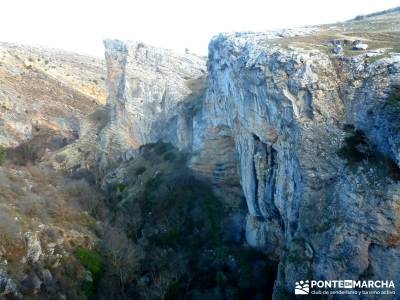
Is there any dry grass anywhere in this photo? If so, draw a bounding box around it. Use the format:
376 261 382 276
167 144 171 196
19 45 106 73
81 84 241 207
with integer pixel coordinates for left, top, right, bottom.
0 164 102 250
266 10 400 59
0 210 23 249
0 162 105 298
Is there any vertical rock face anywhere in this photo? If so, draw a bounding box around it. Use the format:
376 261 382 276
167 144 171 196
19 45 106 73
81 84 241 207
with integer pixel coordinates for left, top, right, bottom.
101 10 400 298
99 40 206 166
205 31 343 255
205 29 400 298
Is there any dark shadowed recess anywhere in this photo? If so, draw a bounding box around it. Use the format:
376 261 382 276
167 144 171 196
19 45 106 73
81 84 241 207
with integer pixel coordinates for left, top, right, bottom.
94 142 278 300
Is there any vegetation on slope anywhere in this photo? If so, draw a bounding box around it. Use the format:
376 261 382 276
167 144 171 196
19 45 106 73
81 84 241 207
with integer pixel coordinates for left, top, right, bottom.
96 142 276 300
0 161 106 299
76 247 104 299
0 140 273 299
0 145 6 164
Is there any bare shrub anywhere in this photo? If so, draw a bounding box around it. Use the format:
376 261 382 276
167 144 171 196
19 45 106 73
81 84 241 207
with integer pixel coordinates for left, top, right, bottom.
100 225 143 296
0 211 22 249
62 180 102 216
15 195 49 223
27 165 49 186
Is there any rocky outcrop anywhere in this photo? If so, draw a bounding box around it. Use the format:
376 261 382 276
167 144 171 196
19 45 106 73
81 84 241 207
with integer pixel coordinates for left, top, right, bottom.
98 40 206 169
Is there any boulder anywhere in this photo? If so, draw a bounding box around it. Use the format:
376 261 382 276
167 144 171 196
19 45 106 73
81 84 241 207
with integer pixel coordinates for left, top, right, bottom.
352 40 368 50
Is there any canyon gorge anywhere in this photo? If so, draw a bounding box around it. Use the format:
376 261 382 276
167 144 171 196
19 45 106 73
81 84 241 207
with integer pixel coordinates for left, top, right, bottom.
0 6 399 300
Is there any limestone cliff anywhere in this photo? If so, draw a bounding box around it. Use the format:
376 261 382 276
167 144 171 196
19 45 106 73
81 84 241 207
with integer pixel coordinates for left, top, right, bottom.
205 29 400 298
100 8 400 299
98 40 206 168
205 10 400 298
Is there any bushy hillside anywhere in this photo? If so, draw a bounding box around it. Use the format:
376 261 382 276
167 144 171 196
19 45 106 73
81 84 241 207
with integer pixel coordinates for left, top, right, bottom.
97 142 276 300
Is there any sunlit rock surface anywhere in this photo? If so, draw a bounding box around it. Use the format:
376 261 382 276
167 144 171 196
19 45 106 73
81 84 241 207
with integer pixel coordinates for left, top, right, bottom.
98 40 206 168
204 20 400 298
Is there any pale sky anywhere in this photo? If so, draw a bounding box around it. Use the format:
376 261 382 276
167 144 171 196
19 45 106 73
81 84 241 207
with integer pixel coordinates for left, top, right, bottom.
0 0 398 57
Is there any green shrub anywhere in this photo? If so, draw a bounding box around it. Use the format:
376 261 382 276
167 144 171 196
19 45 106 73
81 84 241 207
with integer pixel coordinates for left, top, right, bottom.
0 145 6 165
76 246 103 298
76 247 103 280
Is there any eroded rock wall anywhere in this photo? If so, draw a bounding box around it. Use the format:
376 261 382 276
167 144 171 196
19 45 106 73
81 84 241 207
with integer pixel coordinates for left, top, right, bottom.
204 32 400 298
98 40 206 169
